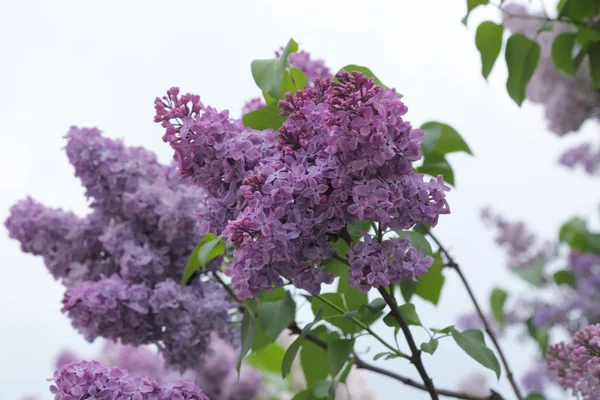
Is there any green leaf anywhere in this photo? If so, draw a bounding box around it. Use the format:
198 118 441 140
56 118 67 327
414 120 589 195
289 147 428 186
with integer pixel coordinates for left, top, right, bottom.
237 305 257 374
552 32 577 76
475 21 504 79
418 153 455 186
312 380 332 399
588 42 600 89
559 218 600 253
282 308 322 378
515 259 545 286
414 253 446 306
558 0 599 20
182 233 224 285
301 338 329 386
431 325 454 335
292 390 318 400
421 338 439 355
505 33 541 106
246 342 286 374
355 299 385 326
396 231 433 256
242 102 287 130
347 219 373 239
251 38 298 99
257 291 296 340
525 393 546 400
373 352 391 361
399 280 418 303
462 0 489 25
451 327 501 378
576 28 600 47
339 65 402 97
526 317 550 354
252 319 275 351
490 288 508 327
384 303 421 327
281 68 308 96
553 269 577 286
339 358 354 383
420 121 473 157
328 339 354 377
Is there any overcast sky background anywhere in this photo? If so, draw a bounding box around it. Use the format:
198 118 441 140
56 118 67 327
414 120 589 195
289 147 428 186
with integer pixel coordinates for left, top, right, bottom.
2 0 599 399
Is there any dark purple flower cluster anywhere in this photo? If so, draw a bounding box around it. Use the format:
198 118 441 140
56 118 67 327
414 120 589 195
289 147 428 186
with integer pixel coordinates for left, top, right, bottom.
54 339 262 400
156 71 450 298
62 276 232 369
348 235 433 291
547 324 600 399
49 360 208 400
6 128 234 370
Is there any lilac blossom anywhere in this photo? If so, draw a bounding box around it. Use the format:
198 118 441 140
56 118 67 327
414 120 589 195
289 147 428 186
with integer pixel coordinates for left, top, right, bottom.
242 97 265 115
560 142 600 176
481 207 557 272
502 3 600 135
348 234 433 291
6 127 234 370
547 324 600 399
62 276 233 370
156 71 450 298
53 339 262 400
49 360 209 400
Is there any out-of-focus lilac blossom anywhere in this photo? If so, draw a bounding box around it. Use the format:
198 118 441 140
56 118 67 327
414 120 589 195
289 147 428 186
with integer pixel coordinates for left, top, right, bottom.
242 97 266 115
456 372 490 397
521 360 556 393
502 3 600 135
481 207 557 272
559 142 600 176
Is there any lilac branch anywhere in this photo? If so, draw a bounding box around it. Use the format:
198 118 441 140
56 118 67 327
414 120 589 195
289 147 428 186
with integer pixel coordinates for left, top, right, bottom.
426 230 524 400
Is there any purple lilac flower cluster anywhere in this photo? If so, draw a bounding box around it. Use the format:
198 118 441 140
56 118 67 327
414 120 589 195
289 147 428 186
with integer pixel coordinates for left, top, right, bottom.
156 71 450 298
348 234 433 291
52 339 262 400
560 142 600 176
5 128 234 369
547 324 600 399
480 207 557 272
502 3 600 136
49 360 209 400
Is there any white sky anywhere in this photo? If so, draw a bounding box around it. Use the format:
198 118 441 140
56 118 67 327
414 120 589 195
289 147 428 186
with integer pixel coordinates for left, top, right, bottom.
1 0 599 399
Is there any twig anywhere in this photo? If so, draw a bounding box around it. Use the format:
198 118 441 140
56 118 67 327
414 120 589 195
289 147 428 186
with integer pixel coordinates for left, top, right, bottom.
288 324 502 400
378 287 439 400
426 230 524 400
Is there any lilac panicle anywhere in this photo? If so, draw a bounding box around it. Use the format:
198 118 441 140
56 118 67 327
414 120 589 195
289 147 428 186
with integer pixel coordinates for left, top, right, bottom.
62 276 233 370
559 142 600 176
156 70 450 298
348 234 433 291
6 127 234 370
53 339 262 400
547 324 600 399
49 360 209 400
